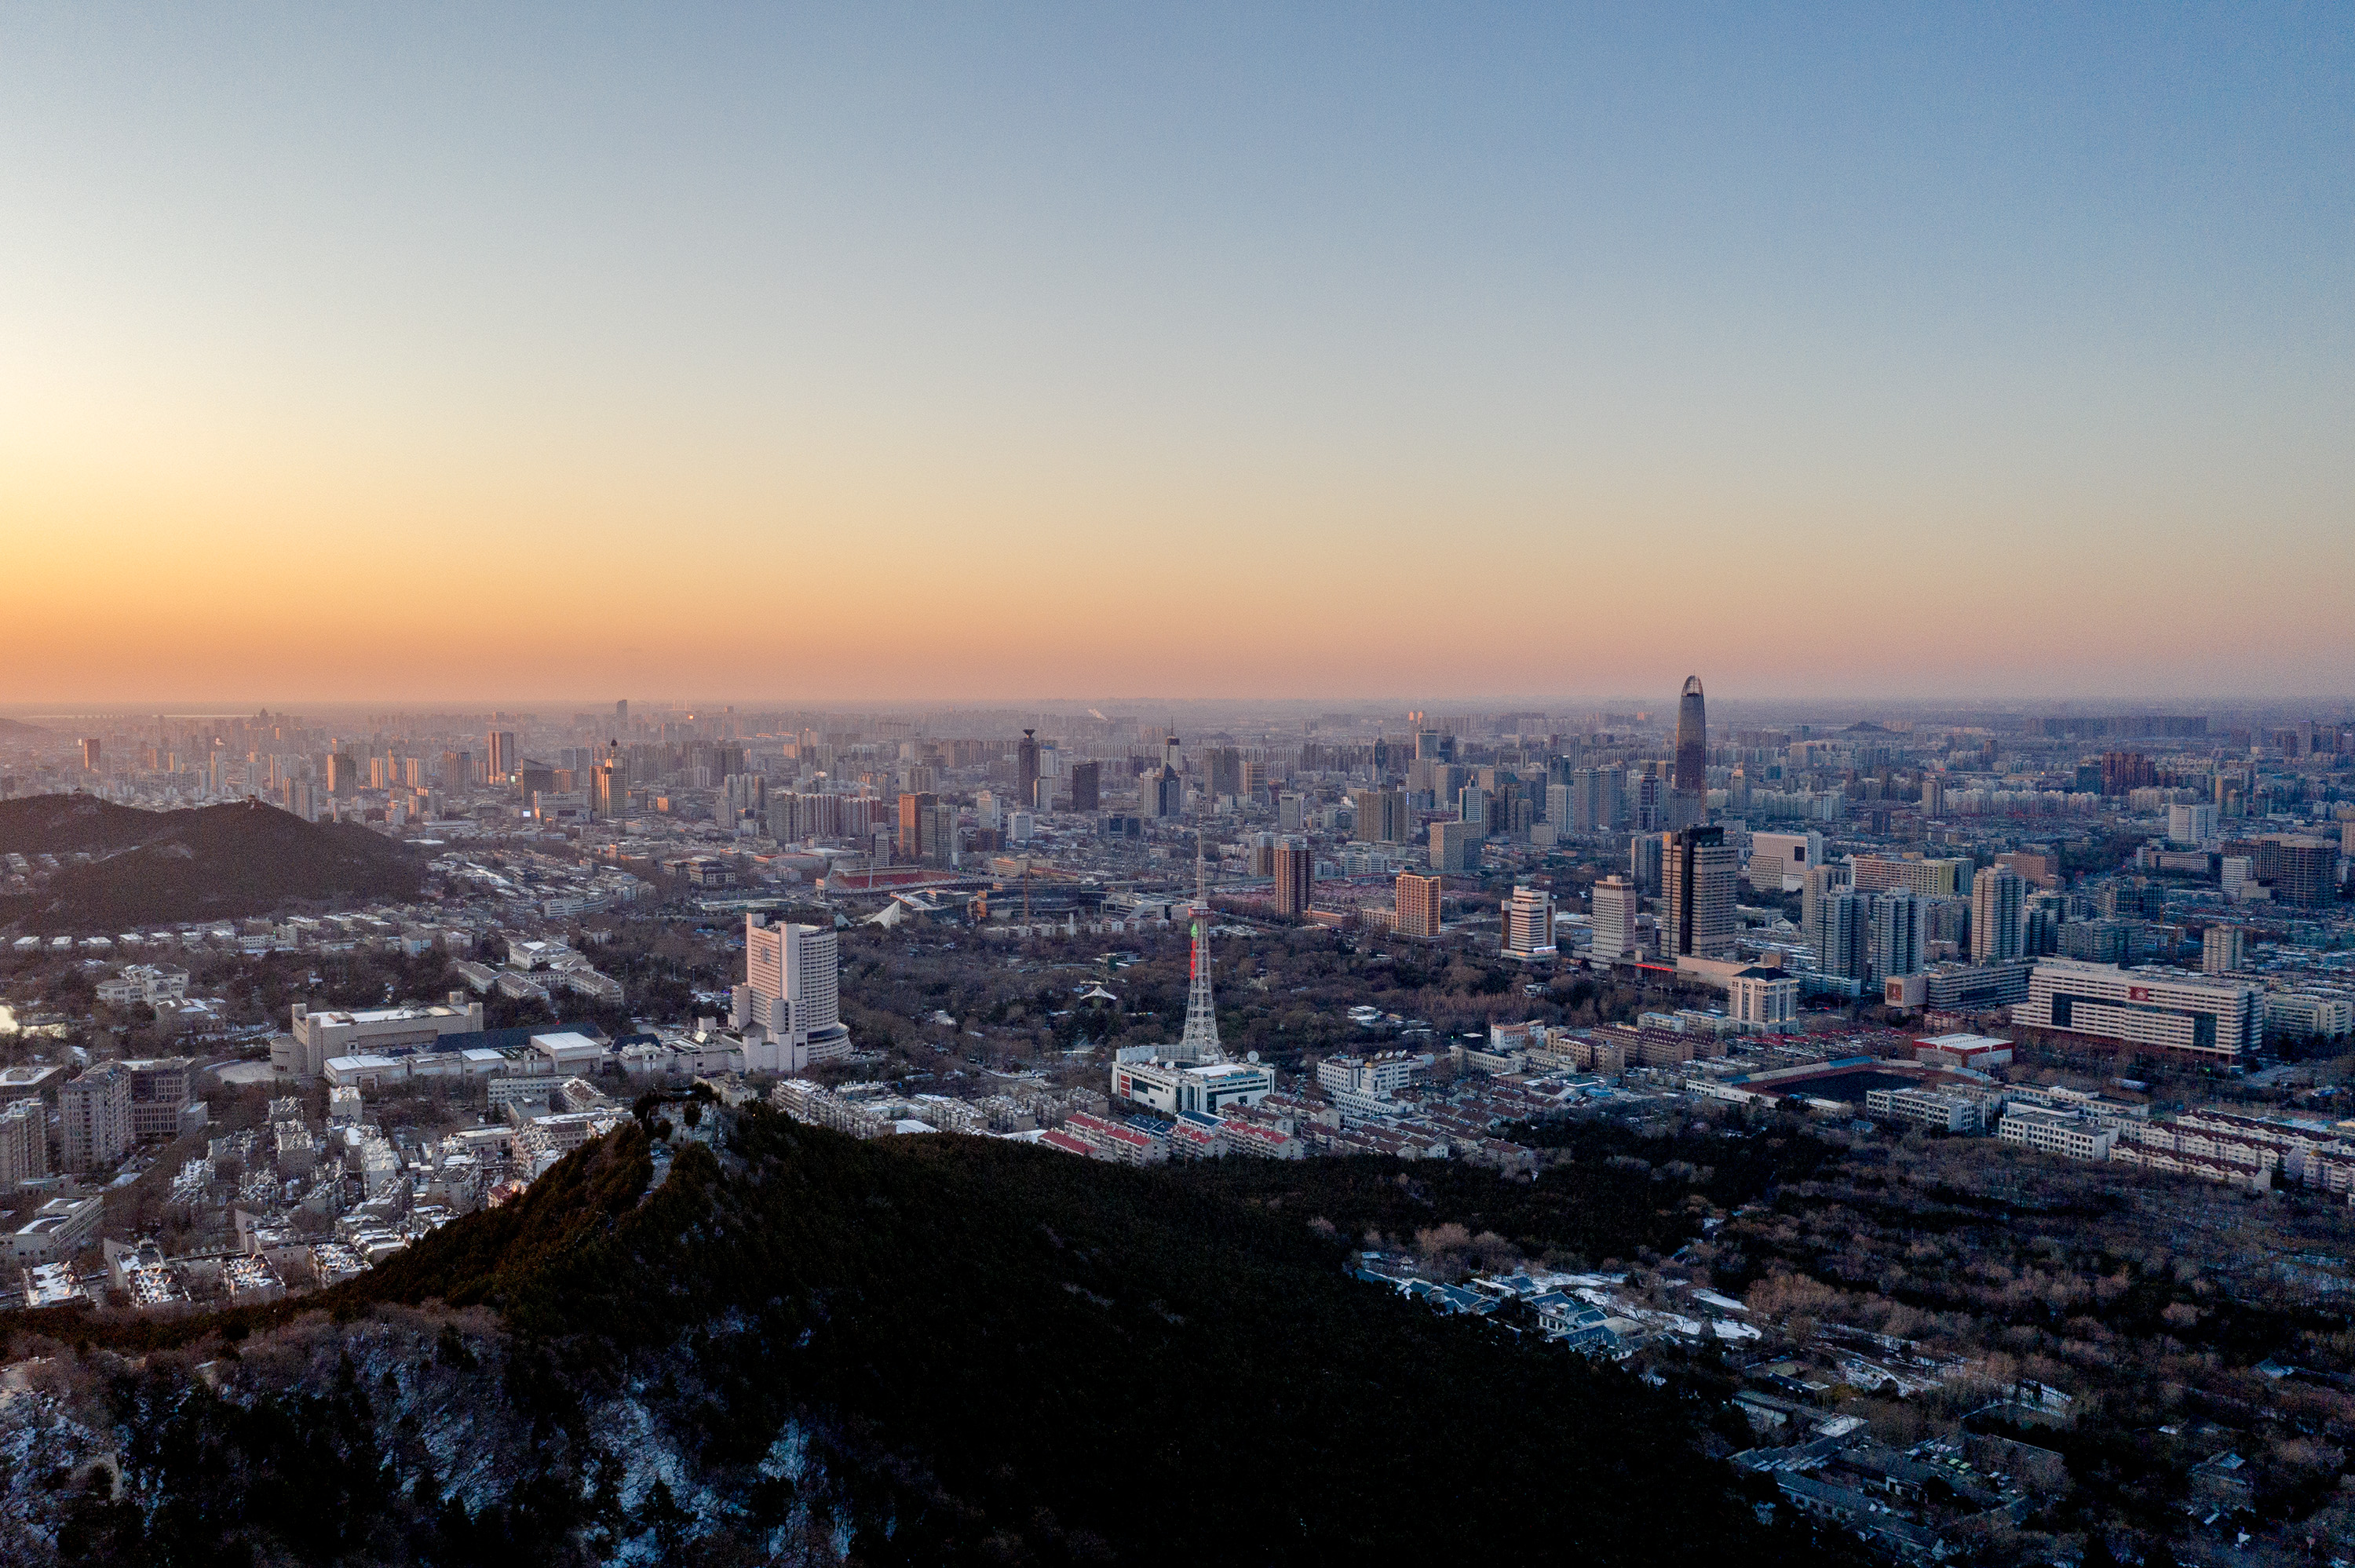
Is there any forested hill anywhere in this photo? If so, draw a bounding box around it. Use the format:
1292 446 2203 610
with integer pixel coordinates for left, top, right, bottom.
0 796 422 932
8 1113 1862 1566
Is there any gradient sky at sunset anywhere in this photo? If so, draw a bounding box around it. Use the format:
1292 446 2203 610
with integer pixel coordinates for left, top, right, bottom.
3 5 2349 706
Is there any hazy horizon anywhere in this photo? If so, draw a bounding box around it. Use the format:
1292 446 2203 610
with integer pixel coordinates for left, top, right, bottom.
5 6 2348 702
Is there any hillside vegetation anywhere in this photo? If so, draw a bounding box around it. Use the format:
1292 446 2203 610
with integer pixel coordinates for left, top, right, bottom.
6 1110 1860 1566
0 797 422 932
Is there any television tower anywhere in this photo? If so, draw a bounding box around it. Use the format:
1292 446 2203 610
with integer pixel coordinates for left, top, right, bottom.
1175 819 1225 1063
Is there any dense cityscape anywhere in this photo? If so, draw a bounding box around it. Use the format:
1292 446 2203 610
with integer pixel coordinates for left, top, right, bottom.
5 6 2350 1566
4 688 2355 1561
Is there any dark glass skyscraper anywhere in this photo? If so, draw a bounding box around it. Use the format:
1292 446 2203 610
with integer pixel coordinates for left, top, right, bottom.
1673 676 1707 795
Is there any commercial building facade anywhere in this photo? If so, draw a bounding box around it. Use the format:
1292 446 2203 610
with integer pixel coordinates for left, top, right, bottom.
2014 959 2263 1063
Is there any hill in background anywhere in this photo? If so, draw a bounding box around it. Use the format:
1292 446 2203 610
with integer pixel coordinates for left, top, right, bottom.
0 796 425 932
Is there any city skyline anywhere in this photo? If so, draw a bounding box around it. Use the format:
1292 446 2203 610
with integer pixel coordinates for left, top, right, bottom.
4 6 2350 705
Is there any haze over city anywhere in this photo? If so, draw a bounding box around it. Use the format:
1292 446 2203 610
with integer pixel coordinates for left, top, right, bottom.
5 5 2351 704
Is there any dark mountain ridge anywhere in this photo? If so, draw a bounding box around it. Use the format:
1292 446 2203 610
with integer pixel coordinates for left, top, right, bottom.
5 1111 1857 1566
0 795 424 932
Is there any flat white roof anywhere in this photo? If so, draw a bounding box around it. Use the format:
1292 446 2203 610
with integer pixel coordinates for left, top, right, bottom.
531 1032 604 1053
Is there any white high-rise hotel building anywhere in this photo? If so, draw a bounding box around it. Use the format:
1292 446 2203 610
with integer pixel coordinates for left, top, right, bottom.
732 915 850 1069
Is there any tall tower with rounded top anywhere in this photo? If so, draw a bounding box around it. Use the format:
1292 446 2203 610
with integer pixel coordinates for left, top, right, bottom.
1674 676 1707 796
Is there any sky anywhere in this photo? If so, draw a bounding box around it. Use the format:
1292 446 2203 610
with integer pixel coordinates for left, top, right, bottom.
2 4 2349 707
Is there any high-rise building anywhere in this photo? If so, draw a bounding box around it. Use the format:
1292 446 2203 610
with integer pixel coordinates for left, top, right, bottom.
1395 872 1444 939
1502 885 1556 958
1871 891 1922 980
1971 866 2026 964
615 698 629 724
325 752 359 797
2100 751 2156 796
1589 875 1638 961
486 731 517 782
1814 891 1871 983
60 1063 132 1173
80 738 102 771
1207 746 1242 800
1272 838 1313 918
1674 676 1707 795
1278 792 1305 832
1629 832 1663 892
898 792 939 864
1430 819 1479 874
1458 785 1489 837
1662 826 1737 960
0 1098 50 1187
2168 803 2218 846
733 916 849 1061
1017 730 1041 808
2202 924 2246 974
1353 787 1410 844
592 748 628 819
1921 775 1946 817
1069 760 1101 814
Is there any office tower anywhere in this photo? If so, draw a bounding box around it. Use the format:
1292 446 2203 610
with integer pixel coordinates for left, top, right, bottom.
2021 892 2066 957
733 916 848 1056
60 1063 133 1173
1272 838 1314 917
1871 891 1922 980
1353 787 1409 844
80 737 101 771
1017 730 1040 807
1661 826 1736 959
2203 925 2246 974
1415 729 1444 761
1144 756 1182 819
1502 885 1556 957
0 1098 50 1186
899 792 938 863
592 749 628 819
1590 874 1638 961
1459 785 1489 837
1545 782 1571 830
1566 767 1625 832
1673 676 1707 794
1971 866 2025 963
1430 819 1478 873
1395 872 1444 939
325 753 360 797
974 789 1002 831
1069 760 1101 814
1278 792 1304 832
615 699 628 725
1814 891 1871 983
1240 760 1267 801
1207 746 1242 800
1635 769 1662 830
1628 832 1663 892
929 802 958 868
486 731 516 782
